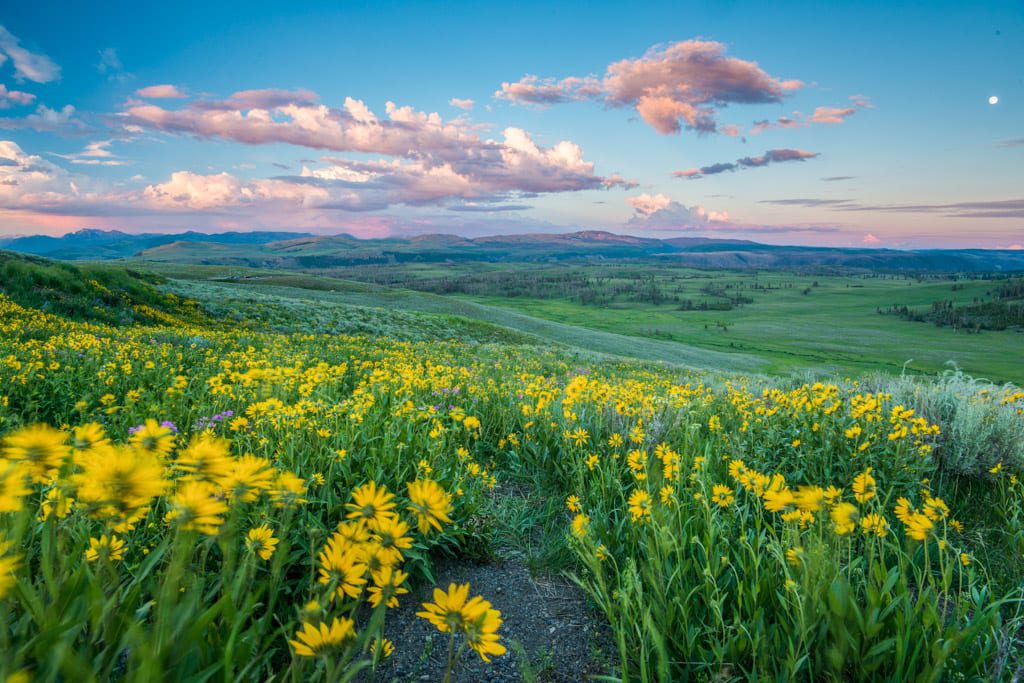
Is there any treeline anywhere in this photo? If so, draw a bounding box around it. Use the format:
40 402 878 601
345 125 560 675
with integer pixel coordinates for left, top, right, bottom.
394 270 760 309
996 279 1024 299
884 300 1024 332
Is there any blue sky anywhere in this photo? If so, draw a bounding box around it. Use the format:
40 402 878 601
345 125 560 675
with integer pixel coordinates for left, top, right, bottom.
0 0 1021 247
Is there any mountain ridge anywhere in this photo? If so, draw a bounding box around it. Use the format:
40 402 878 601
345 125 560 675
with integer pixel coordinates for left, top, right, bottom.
1 229 1022 272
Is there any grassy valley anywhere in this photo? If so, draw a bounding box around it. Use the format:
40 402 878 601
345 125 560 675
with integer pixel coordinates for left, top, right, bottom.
123 256 1024 384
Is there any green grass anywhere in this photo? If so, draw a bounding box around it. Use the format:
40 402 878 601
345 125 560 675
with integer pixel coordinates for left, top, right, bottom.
122 260 1024 383
410 267 1022 383
455 283 1023 382
165 279 543 346
0 251 201 326
140 266 765 372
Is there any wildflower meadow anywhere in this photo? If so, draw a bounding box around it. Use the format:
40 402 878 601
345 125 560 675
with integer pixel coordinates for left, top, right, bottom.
1 285 1024 681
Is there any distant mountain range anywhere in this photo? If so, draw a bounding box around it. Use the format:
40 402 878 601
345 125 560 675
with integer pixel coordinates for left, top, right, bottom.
0 229 316 260
1 228 1023 272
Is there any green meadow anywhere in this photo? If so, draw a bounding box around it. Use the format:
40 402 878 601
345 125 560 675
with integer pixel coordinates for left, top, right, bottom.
448 270 1024 382
131 260 1024 384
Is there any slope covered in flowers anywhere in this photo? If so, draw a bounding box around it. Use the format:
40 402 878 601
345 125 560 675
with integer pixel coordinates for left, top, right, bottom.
1 289 1024 681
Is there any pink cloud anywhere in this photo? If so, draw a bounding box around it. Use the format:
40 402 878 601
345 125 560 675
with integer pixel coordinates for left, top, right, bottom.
810 106 856 124
626 193 730 229
295 126 634 210
750 115 802 134
196 88 319 110
301 160 473 210
850 94 873 109
862 233 881 245
0 139 330 216
494 75 603 105
603 40 801 105
136 84 187 99
0 84 35 108
675 148 819 178
449 97 475 110
635 95 709 134
142 171 329 210
750 97 870 134
0 108 631 223
497 40 802 134
122 93 628 202
626 192 673 216
124 95 484 157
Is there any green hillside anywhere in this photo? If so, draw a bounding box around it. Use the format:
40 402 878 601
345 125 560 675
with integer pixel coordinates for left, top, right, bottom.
0 251 202 326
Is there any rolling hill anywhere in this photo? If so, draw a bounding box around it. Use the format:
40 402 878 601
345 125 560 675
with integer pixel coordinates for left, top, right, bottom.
0 229 316 260
2 229 1023 272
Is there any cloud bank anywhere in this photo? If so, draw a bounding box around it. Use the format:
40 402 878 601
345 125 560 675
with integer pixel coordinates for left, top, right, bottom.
118 90 632 210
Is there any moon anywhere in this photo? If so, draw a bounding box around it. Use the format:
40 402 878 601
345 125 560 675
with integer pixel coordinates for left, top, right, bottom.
989 95 999 105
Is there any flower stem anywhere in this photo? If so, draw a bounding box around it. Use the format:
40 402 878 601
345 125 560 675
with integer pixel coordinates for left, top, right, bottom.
442 631 457 683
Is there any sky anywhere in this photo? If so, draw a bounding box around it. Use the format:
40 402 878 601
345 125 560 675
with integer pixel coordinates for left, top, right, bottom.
0 0 1021 248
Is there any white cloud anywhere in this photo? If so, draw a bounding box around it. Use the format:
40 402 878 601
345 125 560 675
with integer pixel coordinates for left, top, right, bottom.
626 193 729 229
142 171 330 211
0 140 73 203
123 93 630 203
96 47 128 81
0 25 60 83
51 140 131 166
0 104 80 133
626 192 673 216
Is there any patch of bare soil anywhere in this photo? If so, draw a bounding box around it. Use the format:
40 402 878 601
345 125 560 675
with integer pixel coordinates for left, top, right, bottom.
369 556 616 682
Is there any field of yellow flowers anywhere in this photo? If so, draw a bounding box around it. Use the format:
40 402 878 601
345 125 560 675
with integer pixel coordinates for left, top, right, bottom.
2 287 1024 682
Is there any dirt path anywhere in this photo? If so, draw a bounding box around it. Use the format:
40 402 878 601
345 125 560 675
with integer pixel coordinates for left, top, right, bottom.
371 556 616 682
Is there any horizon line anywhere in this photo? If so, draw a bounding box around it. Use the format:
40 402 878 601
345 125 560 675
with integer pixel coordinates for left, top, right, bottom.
2 227 1023 253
